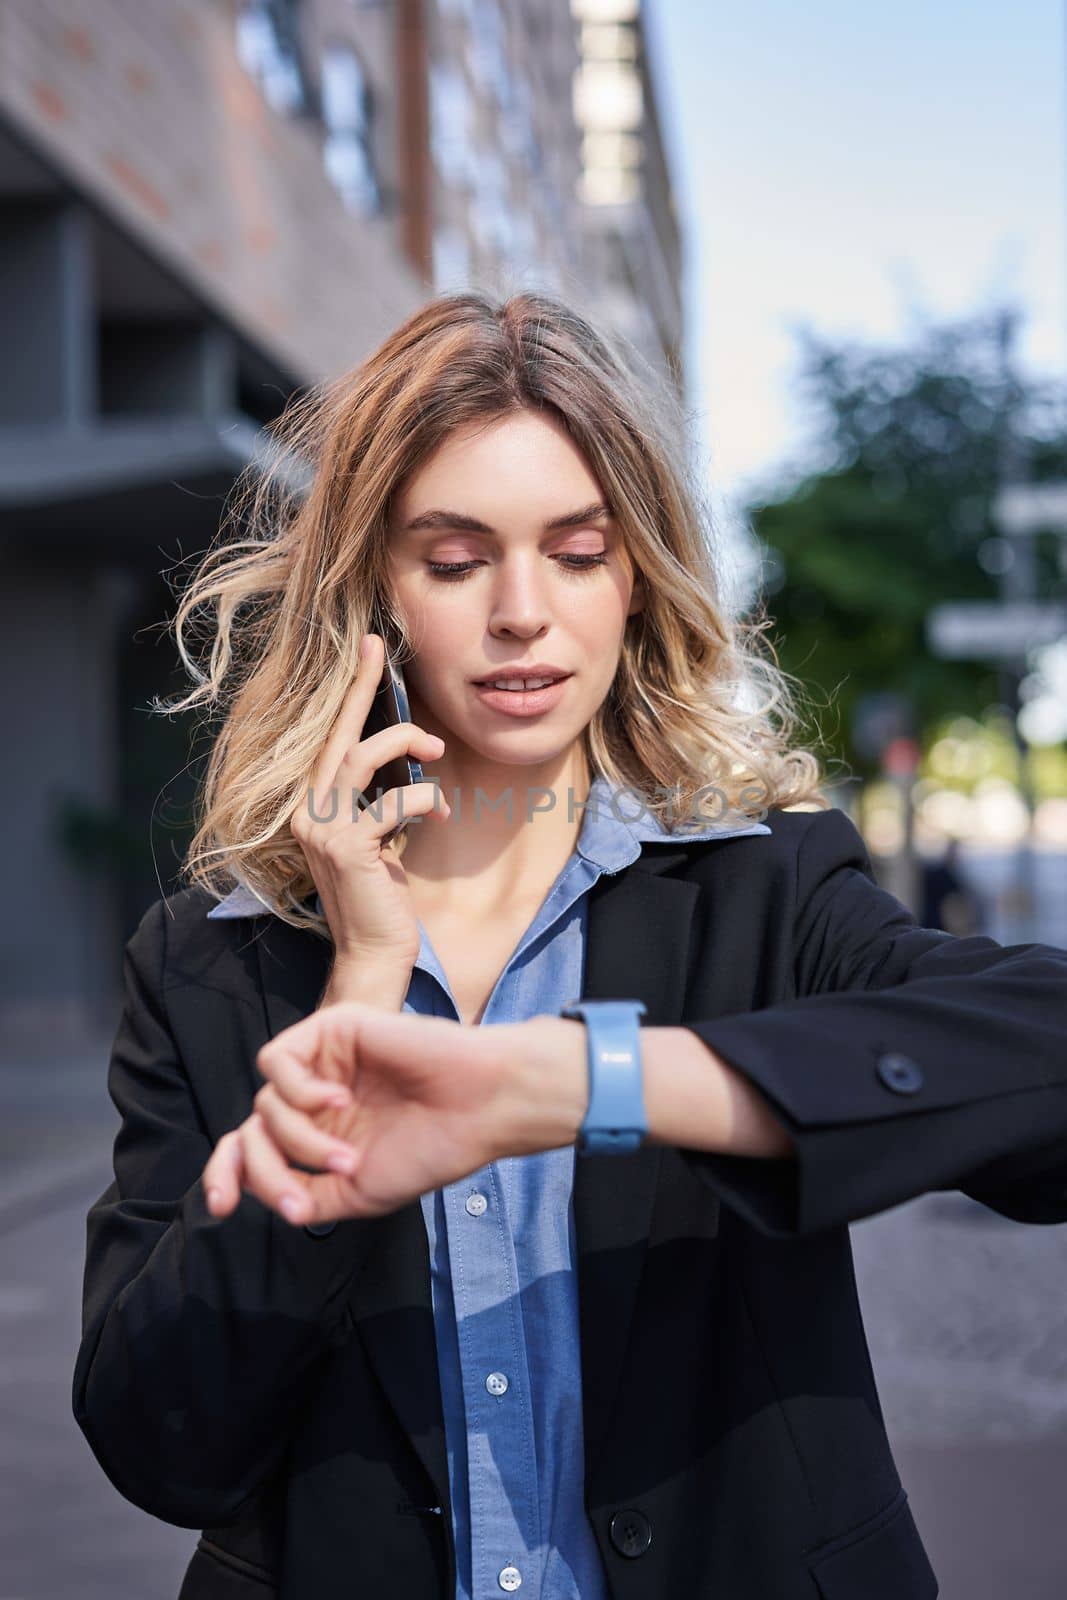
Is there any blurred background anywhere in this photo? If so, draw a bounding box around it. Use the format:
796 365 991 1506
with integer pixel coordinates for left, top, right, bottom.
0 2 1064 1595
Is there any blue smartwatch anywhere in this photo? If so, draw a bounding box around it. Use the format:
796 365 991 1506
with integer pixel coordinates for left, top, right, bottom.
559 998 648 1155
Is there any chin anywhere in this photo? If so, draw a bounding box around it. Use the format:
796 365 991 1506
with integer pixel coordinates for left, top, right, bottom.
457 726 583 767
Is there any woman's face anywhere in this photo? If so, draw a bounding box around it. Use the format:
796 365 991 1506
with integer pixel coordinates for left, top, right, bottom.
386 408 644 776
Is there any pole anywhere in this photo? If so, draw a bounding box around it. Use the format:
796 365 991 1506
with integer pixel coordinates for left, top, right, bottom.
993 310 1037 940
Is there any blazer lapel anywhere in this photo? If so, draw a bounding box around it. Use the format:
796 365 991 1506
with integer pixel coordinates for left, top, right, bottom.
573 847 699 1484
252 847 702 1502
253 911 331 1041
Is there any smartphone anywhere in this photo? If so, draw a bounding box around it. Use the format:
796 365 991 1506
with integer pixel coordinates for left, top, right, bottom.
360 631 425 843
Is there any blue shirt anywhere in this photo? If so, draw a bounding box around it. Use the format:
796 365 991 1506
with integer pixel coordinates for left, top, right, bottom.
208 775 771 1597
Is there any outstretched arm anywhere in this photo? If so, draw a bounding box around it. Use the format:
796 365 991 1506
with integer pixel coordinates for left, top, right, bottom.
220 809 1067 1244
675 808 1067 1237
207 1002 793 1230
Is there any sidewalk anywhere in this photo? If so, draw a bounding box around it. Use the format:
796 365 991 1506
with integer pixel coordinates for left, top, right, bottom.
0 1029 198 1598
0 1032 120 1237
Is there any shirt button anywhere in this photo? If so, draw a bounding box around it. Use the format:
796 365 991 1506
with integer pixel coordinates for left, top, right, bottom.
465 1192 488 1217
486 1371 509 1396
498 1566 522 1591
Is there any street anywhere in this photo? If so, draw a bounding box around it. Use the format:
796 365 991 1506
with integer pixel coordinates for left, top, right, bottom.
853 1190 1067 1597
955 845 1067 950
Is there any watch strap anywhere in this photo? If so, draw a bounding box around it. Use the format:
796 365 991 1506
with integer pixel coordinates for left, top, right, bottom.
559 998 648 1156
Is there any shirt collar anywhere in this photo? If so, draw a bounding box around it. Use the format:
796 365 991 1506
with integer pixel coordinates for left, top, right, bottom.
205 773 770 920
571 773 771 872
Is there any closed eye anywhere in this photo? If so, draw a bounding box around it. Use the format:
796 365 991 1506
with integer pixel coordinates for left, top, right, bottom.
426 554 608 582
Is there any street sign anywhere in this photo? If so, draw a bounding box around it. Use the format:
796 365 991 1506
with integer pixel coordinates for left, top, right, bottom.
993 482 1067 537
926 601 1067 660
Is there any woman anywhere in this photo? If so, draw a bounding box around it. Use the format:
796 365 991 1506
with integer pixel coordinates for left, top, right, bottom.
73 290 1067 1600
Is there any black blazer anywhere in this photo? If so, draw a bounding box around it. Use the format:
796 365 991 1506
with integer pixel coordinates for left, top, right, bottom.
73 805 1067 1600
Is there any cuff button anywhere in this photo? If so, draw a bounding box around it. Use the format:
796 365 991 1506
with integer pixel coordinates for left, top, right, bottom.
876 1053 924 1094
304 1219 338 1236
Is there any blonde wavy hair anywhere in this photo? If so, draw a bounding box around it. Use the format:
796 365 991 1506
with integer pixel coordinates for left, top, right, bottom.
154 288 831 936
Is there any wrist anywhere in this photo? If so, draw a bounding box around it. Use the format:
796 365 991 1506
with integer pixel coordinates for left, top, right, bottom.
319 957 413 1012
496 1016 589 1156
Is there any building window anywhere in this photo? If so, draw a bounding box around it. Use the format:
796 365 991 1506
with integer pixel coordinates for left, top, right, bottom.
236 0 309 115
570 0 639 19
571 0 643 206
433 226 472 290
321 44 381 216
470 148 516 257
500 77 540 171
429 62 474 189
466 0 513 112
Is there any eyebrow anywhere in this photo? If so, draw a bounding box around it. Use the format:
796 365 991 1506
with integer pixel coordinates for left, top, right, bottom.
402 501 614 535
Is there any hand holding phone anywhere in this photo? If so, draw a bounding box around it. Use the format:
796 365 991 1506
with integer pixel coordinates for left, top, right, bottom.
289 633 449 984
359 635 427 821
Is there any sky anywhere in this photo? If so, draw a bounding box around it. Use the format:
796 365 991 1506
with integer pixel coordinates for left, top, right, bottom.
646 0 1066 518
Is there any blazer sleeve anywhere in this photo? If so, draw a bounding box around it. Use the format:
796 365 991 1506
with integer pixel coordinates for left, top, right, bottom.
680 806 1067 1239
72 897 376 1529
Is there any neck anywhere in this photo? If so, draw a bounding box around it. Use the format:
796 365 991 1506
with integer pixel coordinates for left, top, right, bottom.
397 744 594 912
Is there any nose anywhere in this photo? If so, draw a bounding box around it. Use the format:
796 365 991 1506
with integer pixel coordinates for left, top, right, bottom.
487 553 551 640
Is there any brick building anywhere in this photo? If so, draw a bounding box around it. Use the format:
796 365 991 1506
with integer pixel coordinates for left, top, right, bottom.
0 0 683 1037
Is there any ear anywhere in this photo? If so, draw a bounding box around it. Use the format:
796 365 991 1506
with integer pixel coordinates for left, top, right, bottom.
626 574 646 618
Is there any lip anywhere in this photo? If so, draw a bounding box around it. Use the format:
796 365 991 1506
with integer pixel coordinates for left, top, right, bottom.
472 677 571 717
471 665 572 685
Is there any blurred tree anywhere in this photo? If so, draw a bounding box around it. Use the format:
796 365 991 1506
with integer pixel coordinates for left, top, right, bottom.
746 306 1067 782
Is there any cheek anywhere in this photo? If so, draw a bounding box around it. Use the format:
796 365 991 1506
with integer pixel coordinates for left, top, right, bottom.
392 579 465 654
395 603 471 705
414 603 472 663
563 582 630 644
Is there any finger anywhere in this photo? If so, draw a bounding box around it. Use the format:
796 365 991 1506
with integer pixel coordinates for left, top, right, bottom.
256 1002 369 1085
306 634 386 803
342 778 451 845
242 1112 354 1227
255 1047 354 1111
253 1083 358 1178
240 1110 316 1225
338 722 447 798
202 1130 245 1218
